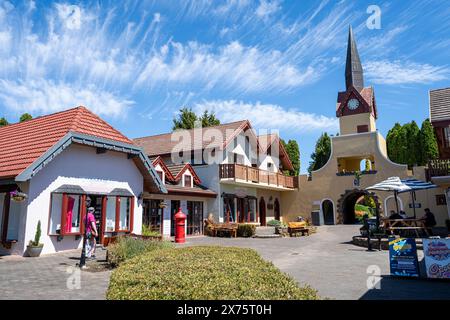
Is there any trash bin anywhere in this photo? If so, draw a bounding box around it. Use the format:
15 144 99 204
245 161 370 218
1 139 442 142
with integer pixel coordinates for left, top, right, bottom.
311 210 321 226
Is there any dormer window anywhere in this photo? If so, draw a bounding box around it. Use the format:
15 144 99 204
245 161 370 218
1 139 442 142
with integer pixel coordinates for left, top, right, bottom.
184 175 192 188
156 170 164 184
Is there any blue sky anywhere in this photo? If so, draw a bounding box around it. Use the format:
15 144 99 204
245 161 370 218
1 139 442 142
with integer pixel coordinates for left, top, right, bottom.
0 0 449 173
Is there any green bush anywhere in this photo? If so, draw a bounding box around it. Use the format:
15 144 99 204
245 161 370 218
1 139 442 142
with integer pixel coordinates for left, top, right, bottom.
107 246 319 300
267 220 281 227
142 224 161 237
107 236 173 267
237 223 256 237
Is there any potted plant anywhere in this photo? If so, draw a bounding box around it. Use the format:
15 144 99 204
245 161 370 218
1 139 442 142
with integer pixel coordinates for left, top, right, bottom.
26 220 44 257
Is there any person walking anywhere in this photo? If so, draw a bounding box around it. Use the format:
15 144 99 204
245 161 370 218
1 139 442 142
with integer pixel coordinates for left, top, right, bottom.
85 207 98 259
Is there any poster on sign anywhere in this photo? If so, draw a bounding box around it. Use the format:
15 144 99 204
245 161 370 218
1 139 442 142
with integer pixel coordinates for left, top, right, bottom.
388 237 420 277
423 238 450 279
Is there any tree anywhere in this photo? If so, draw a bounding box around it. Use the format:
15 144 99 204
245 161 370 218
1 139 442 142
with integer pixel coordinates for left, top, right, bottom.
0 117 8 127
419 119 438 165
386 122 402 163
172 108 220 130
20 113 33 122
308 133 331 174
282 139 300 176
199 110 220 128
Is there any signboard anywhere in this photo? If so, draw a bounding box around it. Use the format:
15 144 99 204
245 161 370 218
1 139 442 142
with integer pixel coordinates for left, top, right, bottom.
423 238 450 279
388 237 420 277
408 203 421 209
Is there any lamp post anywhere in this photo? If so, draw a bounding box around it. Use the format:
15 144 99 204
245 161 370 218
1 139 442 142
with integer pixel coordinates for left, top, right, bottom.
79 196 91 269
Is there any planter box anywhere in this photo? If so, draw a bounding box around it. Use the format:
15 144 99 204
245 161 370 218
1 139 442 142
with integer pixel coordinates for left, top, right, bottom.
26 245 44 257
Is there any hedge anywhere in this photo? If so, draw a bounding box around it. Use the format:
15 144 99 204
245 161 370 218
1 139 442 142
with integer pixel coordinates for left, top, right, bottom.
237 223 256 237
107 236 173 267
107 246 319 300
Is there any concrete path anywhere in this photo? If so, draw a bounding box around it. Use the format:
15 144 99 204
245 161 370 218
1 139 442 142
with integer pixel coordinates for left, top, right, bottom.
184 225 450 300
0 247 110 300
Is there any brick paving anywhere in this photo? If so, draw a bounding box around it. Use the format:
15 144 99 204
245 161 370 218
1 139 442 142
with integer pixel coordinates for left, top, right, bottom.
0 247 110 300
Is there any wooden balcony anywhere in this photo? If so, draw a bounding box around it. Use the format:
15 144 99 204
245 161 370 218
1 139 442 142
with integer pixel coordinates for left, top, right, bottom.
219 164 298 189
425 159 450 181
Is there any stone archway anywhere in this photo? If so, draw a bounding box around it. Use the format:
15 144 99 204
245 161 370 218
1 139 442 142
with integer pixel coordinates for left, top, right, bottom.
336 189 382 224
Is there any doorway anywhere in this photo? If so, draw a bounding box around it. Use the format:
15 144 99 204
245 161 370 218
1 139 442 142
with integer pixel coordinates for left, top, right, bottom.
322 200 335 225
86 195 105 244
274 198 280 221
170 200 180 236
259 197 266 226
187 201 203 236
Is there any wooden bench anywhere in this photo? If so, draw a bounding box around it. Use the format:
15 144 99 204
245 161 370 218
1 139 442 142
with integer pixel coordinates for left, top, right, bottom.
214 224 238 238
288 227 310 237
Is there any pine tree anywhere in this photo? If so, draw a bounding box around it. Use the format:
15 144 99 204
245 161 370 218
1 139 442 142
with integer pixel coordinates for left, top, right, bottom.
19 113 33 122
405 121 420 167
0 117 8 127
199 110 220 128
308 133 331 174
386 123 402 163
419 119 439 165
282 139 300 176
172 107 198 130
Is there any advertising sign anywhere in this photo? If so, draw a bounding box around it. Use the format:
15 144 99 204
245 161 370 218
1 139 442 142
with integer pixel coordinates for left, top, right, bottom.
389 237 420 277
423 238 450 279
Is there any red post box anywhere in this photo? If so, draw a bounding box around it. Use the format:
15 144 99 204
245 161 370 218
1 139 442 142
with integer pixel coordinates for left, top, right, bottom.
174 207 187 243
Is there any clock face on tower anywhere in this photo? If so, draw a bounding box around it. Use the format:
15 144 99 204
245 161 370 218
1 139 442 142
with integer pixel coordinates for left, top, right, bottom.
347 98 360 110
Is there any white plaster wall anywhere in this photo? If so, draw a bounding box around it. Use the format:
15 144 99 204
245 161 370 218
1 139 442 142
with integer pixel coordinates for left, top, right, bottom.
259 154 280 172
22 144 144 255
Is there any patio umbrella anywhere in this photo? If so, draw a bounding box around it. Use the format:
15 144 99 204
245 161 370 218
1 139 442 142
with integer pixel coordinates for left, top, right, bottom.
366 177 438 218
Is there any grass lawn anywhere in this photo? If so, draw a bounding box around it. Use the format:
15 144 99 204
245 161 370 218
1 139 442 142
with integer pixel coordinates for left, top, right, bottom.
107 246 320 300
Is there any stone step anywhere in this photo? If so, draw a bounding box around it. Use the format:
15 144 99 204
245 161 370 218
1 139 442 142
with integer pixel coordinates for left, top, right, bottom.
255 226 276 236
253 234 282 239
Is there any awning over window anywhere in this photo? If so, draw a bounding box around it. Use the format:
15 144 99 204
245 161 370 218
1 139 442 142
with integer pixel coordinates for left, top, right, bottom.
109 188 134 197
53 184 87 194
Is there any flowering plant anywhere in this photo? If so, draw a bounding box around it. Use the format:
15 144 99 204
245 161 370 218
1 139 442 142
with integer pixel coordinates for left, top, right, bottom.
10 189 28 202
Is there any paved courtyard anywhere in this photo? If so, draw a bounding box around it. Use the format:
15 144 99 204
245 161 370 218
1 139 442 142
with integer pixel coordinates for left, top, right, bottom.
1 225 449 300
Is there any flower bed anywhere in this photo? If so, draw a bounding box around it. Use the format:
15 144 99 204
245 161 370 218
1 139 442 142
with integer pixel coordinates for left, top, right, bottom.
107 246 320 300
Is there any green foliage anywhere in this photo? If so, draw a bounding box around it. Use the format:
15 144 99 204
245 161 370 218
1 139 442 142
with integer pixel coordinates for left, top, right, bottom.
387 119 439 166
419 119 439 164
172 107 220 130
141 224 161 237
282 139 300 176
107 246 320 300
237 224 256 237
200 110 220 127
0 117 8 127
107 237 173 267
365 159 371 171
19 113 33 122
30 220 42 247
308 133 331 174
267 219 282 227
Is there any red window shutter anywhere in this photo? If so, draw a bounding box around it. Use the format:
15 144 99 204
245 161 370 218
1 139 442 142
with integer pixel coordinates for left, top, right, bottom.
115 197 120 232
129 197 135 233
60 193 68 236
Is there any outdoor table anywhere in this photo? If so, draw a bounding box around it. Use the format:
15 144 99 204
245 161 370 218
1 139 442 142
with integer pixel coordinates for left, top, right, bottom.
382 218 430 238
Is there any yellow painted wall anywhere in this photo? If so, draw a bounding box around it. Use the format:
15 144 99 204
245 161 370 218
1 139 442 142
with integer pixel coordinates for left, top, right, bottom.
339 113 376 135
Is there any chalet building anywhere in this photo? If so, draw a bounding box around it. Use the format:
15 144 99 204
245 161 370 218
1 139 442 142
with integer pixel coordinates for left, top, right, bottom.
134 120 298 234
282 27 449 227
0 107 165 256
427 87 450 216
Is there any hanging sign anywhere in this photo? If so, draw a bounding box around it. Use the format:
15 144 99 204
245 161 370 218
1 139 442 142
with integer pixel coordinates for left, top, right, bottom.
422 238 450 279
388 237 420 277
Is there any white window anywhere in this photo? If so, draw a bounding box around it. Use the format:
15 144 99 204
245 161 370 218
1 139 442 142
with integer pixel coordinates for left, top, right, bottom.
184 174 193 188
444 127 450 148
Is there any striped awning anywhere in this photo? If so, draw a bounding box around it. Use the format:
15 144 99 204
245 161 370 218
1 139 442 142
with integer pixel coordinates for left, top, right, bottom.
366 177 437 193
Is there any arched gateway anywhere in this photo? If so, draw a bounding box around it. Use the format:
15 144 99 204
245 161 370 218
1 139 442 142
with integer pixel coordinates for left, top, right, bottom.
336 189 381 224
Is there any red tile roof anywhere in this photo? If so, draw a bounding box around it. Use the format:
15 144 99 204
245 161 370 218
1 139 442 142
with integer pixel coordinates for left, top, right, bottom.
0 106 133 179
133 120 249 156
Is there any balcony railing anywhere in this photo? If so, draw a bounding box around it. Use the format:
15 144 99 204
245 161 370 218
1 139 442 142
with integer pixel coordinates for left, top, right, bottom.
219 164 298 189
425 159 450 181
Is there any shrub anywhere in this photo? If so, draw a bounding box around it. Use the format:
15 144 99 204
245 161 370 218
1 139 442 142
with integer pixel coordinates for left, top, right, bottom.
107 246 319 300
142 224 161 237
237 223 256 237
107 236 173 267
267 220 281 227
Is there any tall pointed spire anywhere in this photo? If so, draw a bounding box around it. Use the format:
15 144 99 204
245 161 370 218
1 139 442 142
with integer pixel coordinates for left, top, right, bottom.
345 25 364 91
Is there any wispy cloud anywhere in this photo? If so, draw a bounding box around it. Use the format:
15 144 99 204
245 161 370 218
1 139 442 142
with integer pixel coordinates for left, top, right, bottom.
365 60 450 84
193 100 338 133
0 79 134 117
256 0 281 18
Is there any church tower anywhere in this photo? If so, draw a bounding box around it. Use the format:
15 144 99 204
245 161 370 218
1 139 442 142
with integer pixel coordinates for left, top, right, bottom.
336 26 378 135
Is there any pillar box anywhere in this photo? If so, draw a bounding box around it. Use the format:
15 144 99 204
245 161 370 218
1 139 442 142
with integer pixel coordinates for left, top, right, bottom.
174 207 187 243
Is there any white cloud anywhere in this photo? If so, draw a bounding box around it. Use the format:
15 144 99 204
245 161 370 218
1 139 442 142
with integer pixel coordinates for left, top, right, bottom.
0 79 133 117
137 41 318 93
56 4 82 30
365 60 449 84
256 0 281 18
193 100 338 133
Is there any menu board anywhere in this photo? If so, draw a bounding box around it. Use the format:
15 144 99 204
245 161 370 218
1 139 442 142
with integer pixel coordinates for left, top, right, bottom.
389 237 420 277
423 238 450 279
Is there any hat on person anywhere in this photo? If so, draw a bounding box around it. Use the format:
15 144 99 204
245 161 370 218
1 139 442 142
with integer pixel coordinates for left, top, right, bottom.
88 207 95 213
